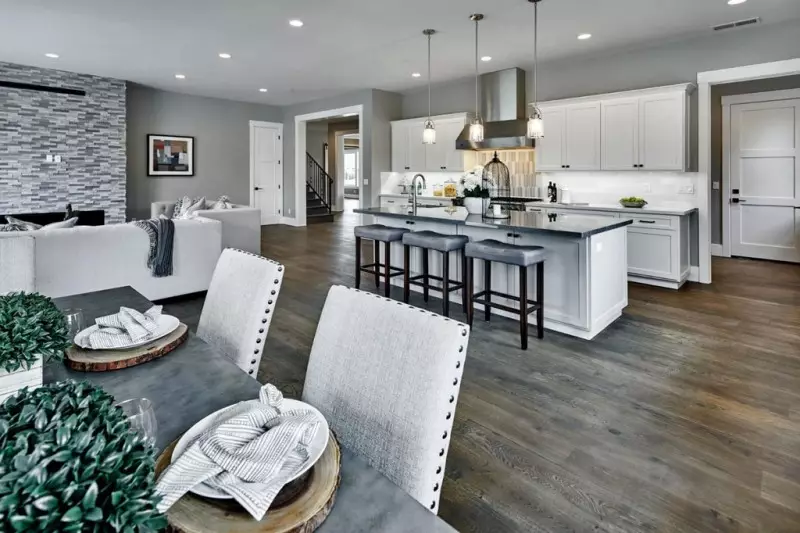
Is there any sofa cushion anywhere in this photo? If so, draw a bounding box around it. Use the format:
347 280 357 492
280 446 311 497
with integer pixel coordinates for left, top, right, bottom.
174 196 206 219
208 195 233 210
43 217 78 230
4 216 41 230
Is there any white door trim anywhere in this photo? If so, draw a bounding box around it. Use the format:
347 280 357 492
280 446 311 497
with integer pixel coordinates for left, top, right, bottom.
721 88 800 257
294 105 364 227
249 120 284 224
697 58 800 282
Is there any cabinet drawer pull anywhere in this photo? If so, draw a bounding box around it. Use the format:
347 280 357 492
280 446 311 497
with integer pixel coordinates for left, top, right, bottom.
638 220 656 224
386 200 395 204
506 232 514 237
406 221 415 225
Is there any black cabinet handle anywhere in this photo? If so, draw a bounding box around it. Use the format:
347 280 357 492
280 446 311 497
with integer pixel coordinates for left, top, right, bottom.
406 221 415 225
513 233 521 238
638 220 656 224
506 232 513 237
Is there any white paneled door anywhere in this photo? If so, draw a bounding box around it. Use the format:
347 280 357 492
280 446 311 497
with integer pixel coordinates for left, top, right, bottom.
730 98 800 262
250 121 283 225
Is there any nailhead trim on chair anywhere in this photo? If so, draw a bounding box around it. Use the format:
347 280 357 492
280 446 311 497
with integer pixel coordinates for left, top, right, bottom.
226 249 285 378
340 287 469 514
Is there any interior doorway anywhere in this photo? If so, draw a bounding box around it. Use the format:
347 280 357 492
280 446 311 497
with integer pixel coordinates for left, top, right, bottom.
249 120 283 225
340 133 360 202
723 89 800 263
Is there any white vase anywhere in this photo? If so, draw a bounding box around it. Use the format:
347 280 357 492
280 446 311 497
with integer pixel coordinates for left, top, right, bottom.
463 197 484 215
0 358 42 405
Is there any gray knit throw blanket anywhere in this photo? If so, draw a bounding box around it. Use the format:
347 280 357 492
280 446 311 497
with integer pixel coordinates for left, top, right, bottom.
132 218 175 277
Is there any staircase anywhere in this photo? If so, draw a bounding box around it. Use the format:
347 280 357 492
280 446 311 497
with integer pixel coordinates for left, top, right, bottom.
306 153 335 224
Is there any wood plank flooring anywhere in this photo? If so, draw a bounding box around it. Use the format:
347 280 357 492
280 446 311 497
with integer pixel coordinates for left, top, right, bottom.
163 206 800 533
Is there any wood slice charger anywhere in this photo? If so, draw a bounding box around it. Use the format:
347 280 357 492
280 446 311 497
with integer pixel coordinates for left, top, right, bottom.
65 324 189 372
154 431 341 533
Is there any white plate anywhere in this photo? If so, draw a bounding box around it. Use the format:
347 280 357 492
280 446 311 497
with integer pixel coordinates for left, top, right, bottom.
74 315 181 350
170 399 329 500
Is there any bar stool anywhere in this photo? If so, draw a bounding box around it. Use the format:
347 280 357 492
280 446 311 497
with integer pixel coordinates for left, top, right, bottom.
402 231 469 317
465 239 546 350
355 224 410 297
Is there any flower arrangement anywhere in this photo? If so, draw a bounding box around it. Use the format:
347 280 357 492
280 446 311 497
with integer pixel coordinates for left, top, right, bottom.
0 293 69 374
459 166 489 198
0 380 166 532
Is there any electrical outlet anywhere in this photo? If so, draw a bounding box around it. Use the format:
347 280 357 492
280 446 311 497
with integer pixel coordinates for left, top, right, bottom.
363 178 369 186
45 154 54 162
643 183 652 193
712 181 720 190
54 155 62 163
679 185 695 194
287 208 293 217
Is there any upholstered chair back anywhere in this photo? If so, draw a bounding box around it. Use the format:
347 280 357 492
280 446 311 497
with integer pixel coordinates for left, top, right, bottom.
197 249 284 377
0 235 35 294
302 285 470 514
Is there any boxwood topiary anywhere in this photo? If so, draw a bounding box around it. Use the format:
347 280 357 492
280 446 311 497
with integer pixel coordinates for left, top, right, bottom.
0 292 71 374
0 380 166 532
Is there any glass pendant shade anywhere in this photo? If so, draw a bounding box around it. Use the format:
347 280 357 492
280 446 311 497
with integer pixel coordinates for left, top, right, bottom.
527 108 544 139
469 117 484 143
423 119 436 145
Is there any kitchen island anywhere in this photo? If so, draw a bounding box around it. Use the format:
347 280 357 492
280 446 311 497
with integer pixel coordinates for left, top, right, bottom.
354 206 633 340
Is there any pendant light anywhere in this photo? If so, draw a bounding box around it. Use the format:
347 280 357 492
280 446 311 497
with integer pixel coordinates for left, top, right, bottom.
469 14 485 143
527 0 544 139
422 29 437 145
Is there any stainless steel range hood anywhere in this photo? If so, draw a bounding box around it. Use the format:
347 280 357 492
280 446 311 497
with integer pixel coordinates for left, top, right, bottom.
456 67 535 151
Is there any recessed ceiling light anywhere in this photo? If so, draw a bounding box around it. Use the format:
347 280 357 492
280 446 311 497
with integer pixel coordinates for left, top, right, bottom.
289 19 304 27
481 56 492 62
342 112 357 117
728 0 747 4
175 74 186 79
578 33 592 40
412 72 421 78
259 88 268 93
44 53 59 59
218 53 232 59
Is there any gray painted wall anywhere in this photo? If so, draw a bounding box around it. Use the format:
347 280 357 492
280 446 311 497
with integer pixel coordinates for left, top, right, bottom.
401 18 800 244
126 84 282 220
0 62 126 223
281 89 401 217
306 122 328 167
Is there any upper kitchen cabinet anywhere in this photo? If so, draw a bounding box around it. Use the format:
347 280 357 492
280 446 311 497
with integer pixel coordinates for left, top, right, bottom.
390 113 468 173
538 83 694 172
535 102 601 171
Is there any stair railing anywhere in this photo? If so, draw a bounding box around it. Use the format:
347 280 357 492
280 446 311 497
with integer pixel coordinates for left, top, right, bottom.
307 153 333 212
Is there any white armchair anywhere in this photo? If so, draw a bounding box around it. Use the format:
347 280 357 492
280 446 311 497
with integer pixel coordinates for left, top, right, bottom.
151 201 261 255
302 285 471 514
0 235 35 294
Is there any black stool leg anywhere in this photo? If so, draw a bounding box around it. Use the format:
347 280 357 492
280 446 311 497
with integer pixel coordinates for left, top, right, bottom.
374 241 380 288
403 245 411 303
442 251 450 317
520 265 528 350
384 240 391 298
422 249 429 303
467 257 475 326
461 248 468 312
484 260 491 322
355 236 362 289
537 262 545 339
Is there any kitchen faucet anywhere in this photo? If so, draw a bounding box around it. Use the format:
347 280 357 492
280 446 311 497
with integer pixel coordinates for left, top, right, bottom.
410 174 426 215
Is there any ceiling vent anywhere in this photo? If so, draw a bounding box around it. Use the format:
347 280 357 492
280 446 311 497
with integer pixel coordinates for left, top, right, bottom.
713 17 761 31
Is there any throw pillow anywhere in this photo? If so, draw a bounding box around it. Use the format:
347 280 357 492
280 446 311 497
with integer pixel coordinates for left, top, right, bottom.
209 195 233 210
4 216 41 231
173 196 206 219
0 224 29 232
42 217 78 230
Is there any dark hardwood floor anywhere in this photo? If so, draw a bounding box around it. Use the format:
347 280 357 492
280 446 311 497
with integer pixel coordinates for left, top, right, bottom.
163 204 800 533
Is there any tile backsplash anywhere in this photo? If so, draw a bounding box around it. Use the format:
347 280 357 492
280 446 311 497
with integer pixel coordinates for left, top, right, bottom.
538 171 701 206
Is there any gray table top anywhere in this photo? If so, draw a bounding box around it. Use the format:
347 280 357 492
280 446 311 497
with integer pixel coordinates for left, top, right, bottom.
356 206 632 238
47 286 456 533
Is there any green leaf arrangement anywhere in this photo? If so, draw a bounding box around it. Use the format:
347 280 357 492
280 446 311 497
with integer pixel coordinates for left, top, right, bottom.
0 380 167 532
0 293 71 374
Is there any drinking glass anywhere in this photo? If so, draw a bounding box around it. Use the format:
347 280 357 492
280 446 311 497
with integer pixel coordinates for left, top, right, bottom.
63 308 85 340
117 398 158 448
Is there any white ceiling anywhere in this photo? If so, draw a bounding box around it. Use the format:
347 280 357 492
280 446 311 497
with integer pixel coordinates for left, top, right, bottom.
1 0 798 106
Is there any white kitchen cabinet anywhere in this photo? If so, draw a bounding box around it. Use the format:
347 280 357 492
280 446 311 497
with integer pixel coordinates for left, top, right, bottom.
601 98 640 170
564 103 601 170
638 92 687 171
535 107 566 171
627 229 678 280
379 196 408 208
390 114 467 173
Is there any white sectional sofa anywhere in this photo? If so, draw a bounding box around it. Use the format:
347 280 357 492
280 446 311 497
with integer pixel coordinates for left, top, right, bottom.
0 218 222 300
151 201 261 255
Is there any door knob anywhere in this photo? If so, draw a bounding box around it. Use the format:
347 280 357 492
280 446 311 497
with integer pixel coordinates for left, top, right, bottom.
254 186 263 191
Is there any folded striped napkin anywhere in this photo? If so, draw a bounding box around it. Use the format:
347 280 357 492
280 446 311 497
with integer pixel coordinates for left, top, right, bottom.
74 306 162 349
155 384 321 520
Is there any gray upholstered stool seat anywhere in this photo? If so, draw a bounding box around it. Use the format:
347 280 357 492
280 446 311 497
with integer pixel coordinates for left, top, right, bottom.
354 224 410 242
465 239 546 267
402 231 469 252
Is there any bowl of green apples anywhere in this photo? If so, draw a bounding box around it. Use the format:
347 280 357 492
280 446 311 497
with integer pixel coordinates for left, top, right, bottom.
620 196 648 208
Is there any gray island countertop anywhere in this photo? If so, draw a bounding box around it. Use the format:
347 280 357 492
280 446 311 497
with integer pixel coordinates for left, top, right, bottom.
355 206 633 238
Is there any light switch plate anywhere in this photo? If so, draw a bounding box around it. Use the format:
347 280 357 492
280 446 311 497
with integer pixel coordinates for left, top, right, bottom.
45 154 53 162
679 185 695 194
643 183 652 193
363 178 369 185
712 181 720 190
54 155 62 163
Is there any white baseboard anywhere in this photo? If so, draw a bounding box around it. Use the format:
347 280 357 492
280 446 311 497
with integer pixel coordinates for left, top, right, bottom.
688 266 700 283
711 244 724 257
278 217 304 227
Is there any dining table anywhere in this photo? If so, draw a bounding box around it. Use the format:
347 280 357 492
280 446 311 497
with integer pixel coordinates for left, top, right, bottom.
46 286 457 533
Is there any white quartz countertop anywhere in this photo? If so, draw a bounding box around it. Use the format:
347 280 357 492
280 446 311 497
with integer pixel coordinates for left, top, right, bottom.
536 203 698 216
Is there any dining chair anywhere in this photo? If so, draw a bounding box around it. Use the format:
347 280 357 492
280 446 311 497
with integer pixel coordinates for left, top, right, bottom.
197 248 284 377
302 285 470 514
0 235 35 294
